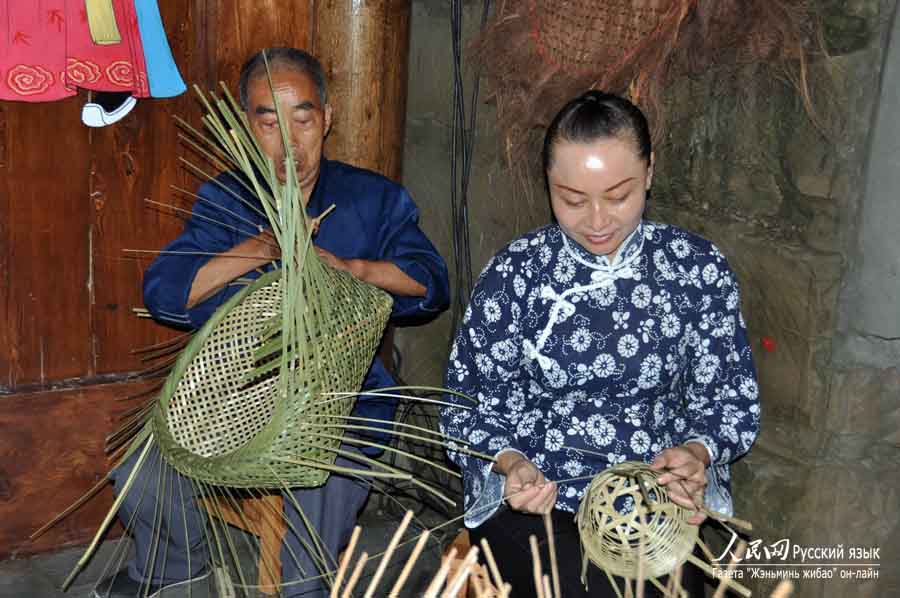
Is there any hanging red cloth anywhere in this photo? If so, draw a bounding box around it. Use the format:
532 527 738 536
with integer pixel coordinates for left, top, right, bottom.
0 0 150 102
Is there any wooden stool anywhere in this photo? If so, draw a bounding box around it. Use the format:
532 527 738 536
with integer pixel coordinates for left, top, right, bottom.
201 494 287 595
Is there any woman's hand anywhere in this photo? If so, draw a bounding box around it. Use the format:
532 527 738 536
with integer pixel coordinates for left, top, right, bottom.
495 451 557 514
650 442 709 525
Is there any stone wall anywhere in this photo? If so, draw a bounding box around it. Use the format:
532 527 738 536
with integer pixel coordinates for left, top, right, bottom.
648 2 898 596
395 1 898 596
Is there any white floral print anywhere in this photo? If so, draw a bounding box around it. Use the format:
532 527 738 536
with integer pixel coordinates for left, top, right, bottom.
441 221 760 525
632 284 652 309
483 298 502 323
592 353 616 378
569 327 592 352
617 334 639 358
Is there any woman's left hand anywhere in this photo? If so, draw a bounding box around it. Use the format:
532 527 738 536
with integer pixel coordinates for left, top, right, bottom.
650 443 709 525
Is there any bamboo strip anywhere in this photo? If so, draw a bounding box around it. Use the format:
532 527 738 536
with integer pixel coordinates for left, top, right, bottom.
330 526 361 598
388 530 431 598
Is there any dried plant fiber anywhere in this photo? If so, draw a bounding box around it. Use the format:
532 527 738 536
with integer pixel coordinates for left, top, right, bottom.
474 0 820 160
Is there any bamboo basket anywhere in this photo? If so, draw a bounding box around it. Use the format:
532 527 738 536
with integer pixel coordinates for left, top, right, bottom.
576 461 699 580
151 265 392 488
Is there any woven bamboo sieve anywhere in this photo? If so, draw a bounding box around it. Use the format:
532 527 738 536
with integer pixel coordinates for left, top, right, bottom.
576 461 699 580
150 263 393 489
530 0 668 74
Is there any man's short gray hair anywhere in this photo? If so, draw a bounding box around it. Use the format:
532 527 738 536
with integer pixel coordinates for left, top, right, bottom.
238 47 327 109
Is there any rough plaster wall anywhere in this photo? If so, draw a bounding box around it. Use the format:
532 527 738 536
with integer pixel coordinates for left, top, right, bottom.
825 2 900 597
395 0 548 387
836 3 900 364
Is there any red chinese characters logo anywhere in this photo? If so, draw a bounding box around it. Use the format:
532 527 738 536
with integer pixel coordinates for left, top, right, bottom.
105 60 134 87
7 64 54 96
66 58 101 85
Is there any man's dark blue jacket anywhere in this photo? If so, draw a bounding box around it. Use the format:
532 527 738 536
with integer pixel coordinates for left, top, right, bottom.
143 158 451 446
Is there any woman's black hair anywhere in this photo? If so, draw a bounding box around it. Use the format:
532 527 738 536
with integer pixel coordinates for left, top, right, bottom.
542 90 652 173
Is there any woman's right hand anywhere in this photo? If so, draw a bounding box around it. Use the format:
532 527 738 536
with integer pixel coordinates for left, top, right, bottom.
495 451 558 514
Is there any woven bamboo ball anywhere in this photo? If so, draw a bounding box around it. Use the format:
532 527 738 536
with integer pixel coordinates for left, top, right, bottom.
576 461 699 579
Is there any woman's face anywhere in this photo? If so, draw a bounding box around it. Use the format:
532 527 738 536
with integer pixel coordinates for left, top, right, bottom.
547 136 653 258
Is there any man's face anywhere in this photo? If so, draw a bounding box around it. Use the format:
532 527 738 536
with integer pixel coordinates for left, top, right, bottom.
246 68 332 194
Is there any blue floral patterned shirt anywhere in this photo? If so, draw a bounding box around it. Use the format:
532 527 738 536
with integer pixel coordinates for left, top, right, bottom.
440 221 760 527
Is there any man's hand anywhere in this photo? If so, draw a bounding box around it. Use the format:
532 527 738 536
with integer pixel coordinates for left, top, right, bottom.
187 229 280 308
315 246 353 273
650 443 709 525
495 451 557 515
313 247 427 298
253 229 280 261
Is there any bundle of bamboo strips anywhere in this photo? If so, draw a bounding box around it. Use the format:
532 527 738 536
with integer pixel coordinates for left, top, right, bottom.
330 509 791 598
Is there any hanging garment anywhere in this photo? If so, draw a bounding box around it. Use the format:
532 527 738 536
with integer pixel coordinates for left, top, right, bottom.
0 0 184 102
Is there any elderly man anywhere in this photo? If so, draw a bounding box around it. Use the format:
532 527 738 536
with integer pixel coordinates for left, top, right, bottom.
94 47 449 598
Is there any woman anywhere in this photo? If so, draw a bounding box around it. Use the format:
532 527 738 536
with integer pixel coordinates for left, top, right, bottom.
441 91 760 597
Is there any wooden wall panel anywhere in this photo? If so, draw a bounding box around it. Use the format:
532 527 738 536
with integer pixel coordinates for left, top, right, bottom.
89 0 203 375
0 98 93 387
210 0 314 96
88 114 186 376
0 102 10 388
0 380 157 558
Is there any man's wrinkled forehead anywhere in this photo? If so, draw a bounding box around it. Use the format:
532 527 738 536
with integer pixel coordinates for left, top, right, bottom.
252 98 318 117
247 68 322 114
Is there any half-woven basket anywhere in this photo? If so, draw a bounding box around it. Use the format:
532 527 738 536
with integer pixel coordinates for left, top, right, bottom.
150 264 393 489
576 461 699 580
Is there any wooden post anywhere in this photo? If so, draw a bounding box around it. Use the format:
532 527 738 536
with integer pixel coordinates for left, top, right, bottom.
314 0 412 182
